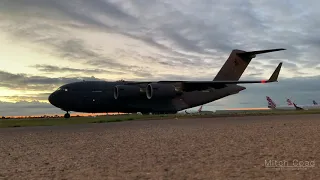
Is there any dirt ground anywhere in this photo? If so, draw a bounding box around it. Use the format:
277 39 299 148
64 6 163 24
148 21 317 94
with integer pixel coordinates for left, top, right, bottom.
0 114 319 180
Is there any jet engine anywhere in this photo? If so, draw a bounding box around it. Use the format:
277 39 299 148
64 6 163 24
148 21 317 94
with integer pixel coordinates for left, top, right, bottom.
146 83 179 100
114 85 142 100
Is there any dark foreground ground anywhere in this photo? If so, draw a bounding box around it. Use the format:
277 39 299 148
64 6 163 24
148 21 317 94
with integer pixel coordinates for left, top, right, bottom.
0 114 319 180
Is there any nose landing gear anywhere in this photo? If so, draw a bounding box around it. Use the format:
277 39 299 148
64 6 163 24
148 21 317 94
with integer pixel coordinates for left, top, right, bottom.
64 112 70 118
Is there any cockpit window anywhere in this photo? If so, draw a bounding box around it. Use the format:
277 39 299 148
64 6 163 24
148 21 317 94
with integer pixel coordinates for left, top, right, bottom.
57 87 69 91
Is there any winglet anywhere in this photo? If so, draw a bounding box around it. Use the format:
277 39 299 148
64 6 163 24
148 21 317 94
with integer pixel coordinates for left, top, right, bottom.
237 48 286 58
267 62 282 82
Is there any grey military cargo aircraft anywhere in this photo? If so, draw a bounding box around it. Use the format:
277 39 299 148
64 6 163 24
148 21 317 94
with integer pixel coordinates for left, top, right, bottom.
48 48 285 118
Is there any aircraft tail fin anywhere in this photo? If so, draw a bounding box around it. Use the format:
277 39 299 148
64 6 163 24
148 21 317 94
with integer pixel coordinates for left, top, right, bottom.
293 103 304 110
313 100 318 105
266 96 276 109
213 48 285 81
286 98 293 106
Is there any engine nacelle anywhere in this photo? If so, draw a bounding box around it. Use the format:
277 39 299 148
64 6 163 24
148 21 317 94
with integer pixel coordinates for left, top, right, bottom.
114 85 142 100
146 83 179 100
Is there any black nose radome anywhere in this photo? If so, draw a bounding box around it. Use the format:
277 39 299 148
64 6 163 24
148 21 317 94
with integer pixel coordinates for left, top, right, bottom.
48 92 57 106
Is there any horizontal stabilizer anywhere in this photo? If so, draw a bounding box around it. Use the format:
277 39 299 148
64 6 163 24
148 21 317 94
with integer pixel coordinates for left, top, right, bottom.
237 48 286 58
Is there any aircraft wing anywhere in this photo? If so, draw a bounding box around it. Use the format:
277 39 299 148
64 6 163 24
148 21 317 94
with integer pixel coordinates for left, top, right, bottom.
161 62 282 91
125 62 282 91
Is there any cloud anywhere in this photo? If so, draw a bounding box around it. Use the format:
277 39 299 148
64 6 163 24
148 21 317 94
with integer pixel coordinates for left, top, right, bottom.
32 64 125 75
0 69 223 93
0 93 50 102
0 101 62 116
0 70 103 91
246 75 320 94
227 75 320 108
1 0 307 76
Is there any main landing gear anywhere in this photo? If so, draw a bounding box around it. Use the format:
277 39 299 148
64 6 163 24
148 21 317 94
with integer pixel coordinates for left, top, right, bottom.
64 111 70 119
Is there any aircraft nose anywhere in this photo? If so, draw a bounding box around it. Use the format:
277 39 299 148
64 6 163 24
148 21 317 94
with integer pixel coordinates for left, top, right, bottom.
48 91 58 107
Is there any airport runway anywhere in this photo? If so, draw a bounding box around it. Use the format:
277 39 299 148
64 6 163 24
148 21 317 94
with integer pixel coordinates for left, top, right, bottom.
0 114 319 180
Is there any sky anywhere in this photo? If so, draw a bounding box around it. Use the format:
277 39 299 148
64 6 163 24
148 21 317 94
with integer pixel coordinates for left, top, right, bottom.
0 0 320 116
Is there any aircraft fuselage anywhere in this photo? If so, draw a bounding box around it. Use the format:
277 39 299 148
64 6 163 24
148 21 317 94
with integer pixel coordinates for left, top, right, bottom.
48 81 245 114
